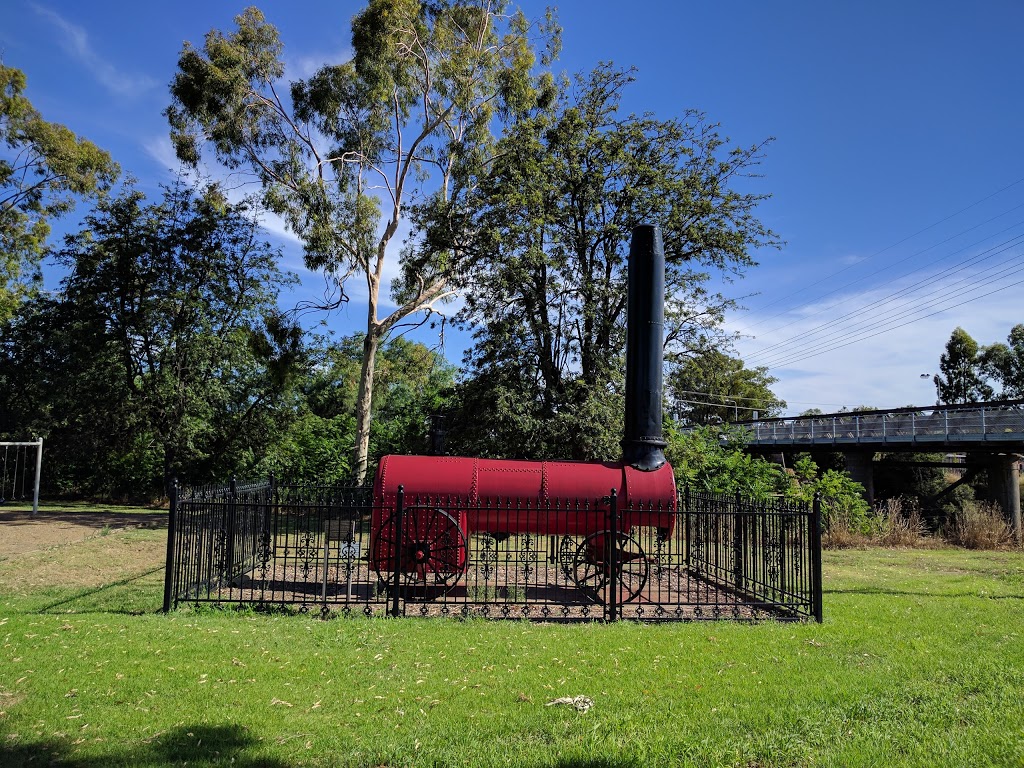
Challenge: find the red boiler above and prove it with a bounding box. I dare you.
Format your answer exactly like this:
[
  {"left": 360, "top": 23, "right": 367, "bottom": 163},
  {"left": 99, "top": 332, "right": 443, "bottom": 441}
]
[{"left": 369, "top": 456, "right": 677, "bottom": 602}]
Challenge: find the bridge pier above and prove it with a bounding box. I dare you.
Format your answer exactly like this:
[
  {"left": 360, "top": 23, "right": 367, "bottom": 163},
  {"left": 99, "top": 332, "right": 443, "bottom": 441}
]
[
  {"left": 990, "top": 454, "right": 1022, "bottom": 543},
  {"left": 844, "top": 452, "right": 875, "bottom": 507}
]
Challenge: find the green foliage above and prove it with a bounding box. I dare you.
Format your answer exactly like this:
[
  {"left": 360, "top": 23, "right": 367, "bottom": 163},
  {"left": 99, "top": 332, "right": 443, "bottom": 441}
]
[
  {"left": 0, "top": 181, "right": 300, "bottom": 498},
  {"left": 980, "top": 323, "right": 1024, "bottom": 398},
  {"left": 665, "top": 425, "right": 790, "bottom": 498},
  {"left": 788, "top": 455, "right": 873, "bottom": 533},
  {"left": 873, "top": 452, "right": 947, "bottom": 505},
  {"left": 0, "top": 63, "right": 119, "bottom": 320},
  {"left": 264, "top": 333, "right": 457, "bottom": 484},
  {"left": 933, "top": 326, "right": 993, "bottom": 404},
  {"left": 668, "top": 348, "right": 785, "bottom": 425},
  {"left": 666, "top": 427, "right": 872, "bottom": 533},
  {"left": 434, "top": 63, "right": 779, "bottom": 460},
  {"left": 446, "top": 363, "right": 625, "bottom": 461},
  {"left": 367, "top": 335, "right": 457, "bottom": 461}
]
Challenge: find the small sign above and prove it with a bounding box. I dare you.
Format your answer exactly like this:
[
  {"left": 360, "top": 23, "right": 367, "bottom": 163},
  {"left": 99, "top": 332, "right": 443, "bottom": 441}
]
[
  {"left": 339, "top": 542, "right": 361, "bottom": 560},
  {"left": 325, "top": 518, "right": 355, "bottom": 542}
]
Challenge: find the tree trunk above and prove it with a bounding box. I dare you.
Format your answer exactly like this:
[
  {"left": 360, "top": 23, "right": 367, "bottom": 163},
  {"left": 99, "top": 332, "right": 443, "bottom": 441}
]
[{"left": 352, "top": 326, "right": 379, "bottom": 486}]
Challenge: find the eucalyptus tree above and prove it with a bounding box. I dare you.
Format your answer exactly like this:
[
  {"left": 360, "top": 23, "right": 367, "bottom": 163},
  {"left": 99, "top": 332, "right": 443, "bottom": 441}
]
[
  {"left": 934, "top": 327, "right": 993, "bottom": 405},
  {"left": 980, "top": 324, "right": 1024, "bottom": 399},
  {"left": 269, "top": 332, "right": 458, "bottom": 485},
  {"left": 0, "top": 64, "right": 119, "bottom": 319},
  {"left": 166, "top": 2, "right": 559, "bottom": 482},
  {"left": 433, "top": 64, "right": 780, "bottom": 460}
]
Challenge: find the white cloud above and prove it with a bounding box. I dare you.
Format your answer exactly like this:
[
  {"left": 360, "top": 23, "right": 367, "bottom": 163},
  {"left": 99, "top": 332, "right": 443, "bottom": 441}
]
[
  {"left": 731, "top": 271, "right": 1023, "bottom": 414},
  {"left": 143, "top": 134, "right": 307, "bottom": 248},
  {"left": 285, "top": 48, "right": 352, "bottom": 81},
  {"left": 142, "top": 136, "right": 192, "bottom": 178},
  {"left": 31, "top": 4, "right": 157, "bottom": 97}
]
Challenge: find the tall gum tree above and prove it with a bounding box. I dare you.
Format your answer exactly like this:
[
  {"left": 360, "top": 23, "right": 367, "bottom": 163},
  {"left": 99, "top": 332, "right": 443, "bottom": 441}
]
[
  {"left": 166, "top": 2, "right": 559, "bottom": 482},
  {"left": 933, "top": 327, "right": 993, "bottom": 405},
  {"left": 980, "top": 324, "right": 1024, "bottom": 399},
  {"left": 0, "top": 64, "right": 119, "bottom": 319}
]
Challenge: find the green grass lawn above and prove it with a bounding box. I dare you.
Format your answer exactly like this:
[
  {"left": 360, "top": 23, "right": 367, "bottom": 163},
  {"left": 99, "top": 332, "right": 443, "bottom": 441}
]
[{"left": 1, "top": 516, "right": 1022, "bottom": 767}]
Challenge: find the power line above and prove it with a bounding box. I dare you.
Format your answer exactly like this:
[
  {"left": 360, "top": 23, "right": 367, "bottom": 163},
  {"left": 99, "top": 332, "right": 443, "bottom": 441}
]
[
  {"left": 751, "top": 252, "right": 1024, "bottom": 368},
  {"left": 672, "top": 389, "right": 779, "bottom": 405},
  {"left": 753, "top": 272, "right": 1024, "bottom": 369},
  {"left": 745, "top": 237, "right": 1024, "bottom": 366},
  {"left": 735, "top": 175, "right": 1024, "bottom": 322},
  {"left": 672, "top": 389, "right": 854, "bottom": 410},
  {"left": 740, "top": 215, "right": 1024, "bottom": 340},
  {"left": 672, "top": 398, "right": 762, "bottom": 413}
]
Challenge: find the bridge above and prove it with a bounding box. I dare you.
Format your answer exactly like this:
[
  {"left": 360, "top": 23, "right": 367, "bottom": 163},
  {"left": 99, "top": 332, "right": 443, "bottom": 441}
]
[{"left": 733, "top": 400, "right": 1024, "bottom": 540}]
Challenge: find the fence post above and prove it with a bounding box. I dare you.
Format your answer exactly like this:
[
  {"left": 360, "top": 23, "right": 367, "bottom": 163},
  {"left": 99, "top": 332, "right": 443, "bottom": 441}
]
[
  {"left": 779, "top": 504, "right": 788, "bottom": 601},
  {"left": 224, "top": 476, "right": 237, "bottom": 581},
  {"left": 607, "top": 488, "right": 618, "bottom": 623},
  {"left": 811, "top": 492, "right": 824, "bottom": 623},
  {"left": 683, "top": 486, "right": 691, "bottom": 569},
  {"left": 31, "top": 437, "right": 42, "bottom": 517},
  {"left": 733, "top": 491, "right": 745, "bottom": 589},
  {"left": 162, "top": 477, "right": 179, "bottom": 613},
  {"left": 390, "top": 485, "right": 405, "bottom": 618}
]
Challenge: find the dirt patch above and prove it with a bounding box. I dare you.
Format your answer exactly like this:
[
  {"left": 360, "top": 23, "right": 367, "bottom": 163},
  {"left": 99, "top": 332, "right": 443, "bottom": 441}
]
[
  {"left": 0, "top": 509, "right": 166, "bottom": 559},
  {"left": 0, "top": 533, "right": 166, "bottom": 593}
]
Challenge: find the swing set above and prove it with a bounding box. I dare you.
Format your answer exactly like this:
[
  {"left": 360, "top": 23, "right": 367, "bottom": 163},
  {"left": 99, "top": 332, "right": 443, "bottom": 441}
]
[{"left": 0, "top": 438, "right": 43, "bottom": 516}]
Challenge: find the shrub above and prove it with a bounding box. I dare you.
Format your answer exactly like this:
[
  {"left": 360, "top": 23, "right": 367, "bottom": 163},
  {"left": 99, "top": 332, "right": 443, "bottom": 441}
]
[
  {"left": 946, "top": 501, "right": 1012, "bottom": 549},
  {"left": 787, "top": 456, "right": 872, "bottom": 534},
  {"left": 875, "top": 496, "right": 928, "bottom": 547},
  {"left": 665, "top": 425, "right": 790, "bottom": 500}
]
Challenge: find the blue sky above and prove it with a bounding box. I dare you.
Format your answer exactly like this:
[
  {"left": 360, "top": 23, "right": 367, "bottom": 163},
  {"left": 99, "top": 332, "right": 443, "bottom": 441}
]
[{"left": 3, "top": 1, "right": 1023, "bottom": 415}]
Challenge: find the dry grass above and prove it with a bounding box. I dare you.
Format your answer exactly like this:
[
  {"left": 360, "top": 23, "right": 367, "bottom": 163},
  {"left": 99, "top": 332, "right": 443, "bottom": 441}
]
[
  {"left": 946, "top": 500, "right": 1013, "bottom": 550},
  {"left": 822, "top": 517, "right": 867, "bottom": 549},
  {"left": 0, "top": 527, "right": 165, "bottom": 592},
  {"left": 876, "top": 497, "right": 929, "bottom": 547},
  {"left": 824, "top": 496, "right": 1020, "bottom": 551},
  {"left": 824, "top": 497, "right": 935, "bottom": 550}
]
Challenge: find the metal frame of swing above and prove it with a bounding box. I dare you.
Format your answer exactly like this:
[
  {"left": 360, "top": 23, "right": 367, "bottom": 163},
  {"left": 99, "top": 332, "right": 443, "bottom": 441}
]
[{"left": 0, "top": 438, "right": 43, "bottom": 516}]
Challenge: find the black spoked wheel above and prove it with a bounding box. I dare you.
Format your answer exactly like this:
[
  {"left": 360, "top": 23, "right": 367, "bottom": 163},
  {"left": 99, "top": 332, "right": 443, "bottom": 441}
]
[
  {"left": 571, "top": 530, "right": 649, "bottom": 605},
  {"left": 372, "top": 506, "right": 468, "bottom": 602}
]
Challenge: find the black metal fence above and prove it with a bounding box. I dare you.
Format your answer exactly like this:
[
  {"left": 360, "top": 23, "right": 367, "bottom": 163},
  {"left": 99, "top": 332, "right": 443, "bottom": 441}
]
[{"left": 163, "top": 479, "right": 823, "bottom": 622}]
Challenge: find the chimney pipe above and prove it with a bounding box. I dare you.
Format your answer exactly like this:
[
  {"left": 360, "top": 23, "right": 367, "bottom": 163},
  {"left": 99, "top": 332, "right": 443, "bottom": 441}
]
[{"left": 622, "top": 224, "right": 668, "bottom": 471}]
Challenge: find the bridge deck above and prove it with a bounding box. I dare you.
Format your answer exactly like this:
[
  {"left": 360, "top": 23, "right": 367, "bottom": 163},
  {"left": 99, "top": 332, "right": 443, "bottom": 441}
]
[{"left": 736, "top": 401, "right": 1024, "bottom": 452}]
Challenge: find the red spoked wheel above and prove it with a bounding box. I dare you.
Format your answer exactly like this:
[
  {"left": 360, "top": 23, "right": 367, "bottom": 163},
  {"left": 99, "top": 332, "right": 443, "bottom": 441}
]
[
  {"left": 571, "top": 530, "right": 649, "bottom": 605},
  {"left": 372, "top": 506, "right": 468, "bottom": 602}
]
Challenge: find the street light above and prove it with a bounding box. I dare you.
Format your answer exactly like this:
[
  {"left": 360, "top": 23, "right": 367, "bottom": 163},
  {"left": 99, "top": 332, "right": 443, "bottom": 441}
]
[{"left": 723, "top": 398, "right": 738, "bottom": 421}]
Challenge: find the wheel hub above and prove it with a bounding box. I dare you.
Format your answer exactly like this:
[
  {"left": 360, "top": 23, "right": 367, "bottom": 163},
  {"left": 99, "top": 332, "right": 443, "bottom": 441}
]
[{"left": 410, "top": 541, "right": 431, "bottom": 564}]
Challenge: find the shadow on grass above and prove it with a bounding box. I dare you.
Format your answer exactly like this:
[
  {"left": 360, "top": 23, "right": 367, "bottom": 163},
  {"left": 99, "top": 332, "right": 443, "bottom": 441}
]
[
  {"left": 0, "top": 509, "right": 167, "bottom": 530},
  {"left": 34, "top": 566, "right": 166, "bottom": 615},
  {"left": 0, "top": 723, "right": 288, "bottom": 768}
]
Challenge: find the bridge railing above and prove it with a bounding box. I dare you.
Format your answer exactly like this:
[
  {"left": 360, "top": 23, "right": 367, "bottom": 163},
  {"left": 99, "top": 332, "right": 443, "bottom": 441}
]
[{"left": 738, "top": 400, "right": 1024, "bottom": 446}]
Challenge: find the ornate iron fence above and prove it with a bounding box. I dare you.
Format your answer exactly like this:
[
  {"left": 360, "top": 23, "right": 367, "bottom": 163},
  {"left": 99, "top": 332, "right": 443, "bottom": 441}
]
[{"left": 163, "top": 480, "right": 822, "bottom": 622}]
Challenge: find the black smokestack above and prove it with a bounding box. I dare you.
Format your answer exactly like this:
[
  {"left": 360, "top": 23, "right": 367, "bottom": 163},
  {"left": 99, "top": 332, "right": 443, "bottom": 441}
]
[{"left": 622, "top": 224, "right": 667, "bottom": 471}]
